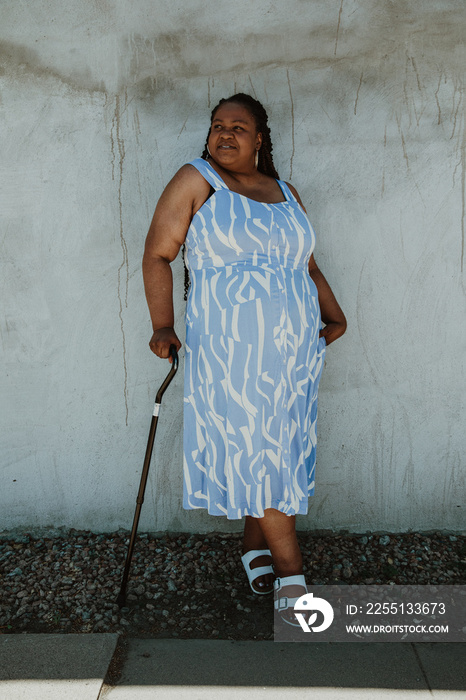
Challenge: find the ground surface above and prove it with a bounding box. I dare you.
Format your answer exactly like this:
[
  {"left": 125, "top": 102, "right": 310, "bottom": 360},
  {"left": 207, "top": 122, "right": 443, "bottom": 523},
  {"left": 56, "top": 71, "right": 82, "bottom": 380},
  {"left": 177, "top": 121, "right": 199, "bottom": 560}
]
[{"left": 1, "top": 529, "right": 465, "bottom": 640}]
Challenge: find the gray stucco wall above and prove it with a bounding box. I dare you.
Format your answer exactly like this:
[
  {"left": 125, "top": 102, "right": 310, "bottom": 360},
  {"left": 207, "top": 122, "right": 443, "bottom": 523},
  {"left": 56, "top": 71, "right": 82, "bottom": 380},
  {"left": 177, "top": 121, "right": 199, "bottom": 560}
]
[{"left": 1, "top": 1, "right": 465, "bottom": 534}]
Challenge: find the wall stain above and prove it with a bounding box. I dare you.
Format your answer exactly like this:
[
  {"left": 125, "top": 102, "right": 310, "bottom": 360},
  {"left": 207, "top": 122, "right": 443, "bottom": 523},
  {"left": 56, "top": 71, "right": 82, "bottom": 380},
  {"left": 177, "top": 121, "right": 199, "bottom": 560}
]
[
  {"left": 286, "top": 69, "right": 295, "bottom": 180},
  {"left": 111, "top": 94, "right": 129, "bottom": 425},
  {"left": 450, "top": 76, "right": 463, "bottom": 140},
  {"left": 0, "top": 39, "right": 106, "bottom": 94},
  {"left": 133, "top": 108, "right": 141, "bottom": 148},
  {"left": 356, "top": 258, "right": 380, "bottom": 388},
  {"left": 381, "top": 124, "right": 387, "bottom": 197}
]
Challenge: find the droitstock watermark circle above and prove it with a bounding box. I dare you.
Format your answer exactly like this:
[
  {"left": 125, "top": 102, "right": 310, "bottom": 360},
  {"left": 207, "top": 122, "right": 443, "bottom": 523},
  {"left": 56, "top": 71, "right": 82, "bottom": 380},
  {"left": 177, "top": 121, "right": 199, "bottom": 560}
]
[{"left": 274, "top": 585, "right": 466, "bottom": 642}]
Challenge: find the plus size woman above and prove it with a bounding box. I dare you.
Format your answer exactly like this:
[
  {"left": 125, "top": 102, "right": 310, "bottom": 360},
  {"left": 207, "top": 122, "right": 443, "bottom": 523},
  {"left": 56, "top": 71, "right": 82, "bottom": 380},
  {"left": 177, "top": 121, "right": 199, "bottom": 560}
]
[{"left": 142, "top": 93, "right": 346, "bottom": 625}]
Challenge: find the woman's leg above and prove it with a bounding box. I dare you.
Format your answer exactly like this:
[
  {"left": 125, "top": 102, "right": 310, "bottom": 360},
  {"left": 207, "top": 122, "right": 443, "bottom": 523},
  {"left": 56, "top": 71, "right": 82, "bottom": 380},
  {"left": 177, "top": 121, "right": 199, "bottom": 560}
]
[
  {"left": 256, "top": 509, "right": 306, "bottom": 595},
  {"left": 257, "top": 509, "right": 307, "bottom": 625},
  {"left": 242, "top": 515, "right": 274, "bottom": 593}
]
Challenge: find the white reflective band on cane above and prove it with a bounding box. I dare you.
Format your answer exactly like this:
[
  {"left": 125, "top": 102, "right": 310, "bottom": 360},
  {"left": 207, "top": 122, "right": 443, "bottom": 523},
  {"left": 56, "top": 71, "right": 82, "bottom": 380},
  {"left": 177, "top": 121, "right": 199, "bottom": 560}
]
[{"left": 153, "top": 403, "right": 161, "bottom": 416}]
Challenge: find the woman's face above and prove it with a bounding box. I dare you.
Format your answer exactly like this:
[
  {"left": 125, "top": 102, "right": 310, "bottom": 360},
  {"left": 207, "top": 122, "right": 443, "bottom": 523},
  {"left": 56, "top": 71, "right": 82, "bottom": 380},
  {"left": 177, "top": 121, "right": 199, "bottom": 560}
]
[{"left": 207, "top": 102, "right": 262, "bottom": 171}]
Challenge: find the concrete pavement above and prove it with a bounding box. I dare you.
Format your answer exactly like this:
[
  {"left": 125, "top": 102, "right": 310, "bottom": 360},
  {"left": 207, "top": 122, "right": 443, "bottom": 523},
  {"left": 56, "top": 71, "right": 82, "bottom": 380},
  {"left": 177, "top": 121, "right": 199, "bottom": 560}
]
[
  {"left": 0, "top": 633, "right": 118, "bottom": 700},
  {"left": 1, "top": 635, "right": 465, "bottom": 699}
]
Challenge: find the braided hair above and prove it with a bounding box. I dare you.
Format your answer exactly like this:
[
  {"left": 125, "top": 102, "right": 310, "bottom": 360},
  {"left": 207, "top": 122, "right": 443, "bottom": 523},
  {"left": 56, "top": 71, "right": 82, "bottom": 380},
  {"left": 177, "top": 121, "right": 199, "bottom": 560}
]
[{"left": 183, "top": 93, "right": 279, "bottom": 300}]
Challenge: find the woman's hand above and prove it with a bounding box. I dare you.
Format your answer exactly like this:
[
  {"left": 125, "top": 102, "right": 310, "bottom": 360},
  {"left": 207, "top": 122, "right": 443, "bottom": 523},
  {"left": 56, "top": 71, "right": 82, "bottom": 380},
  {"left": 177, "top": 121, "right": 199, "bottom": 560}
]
[
  {"left": 149, "top": 327, "right": 182, "bottom": 363},
  {"left": 320, "top": 320, "right": 347, "bottom": 346}
]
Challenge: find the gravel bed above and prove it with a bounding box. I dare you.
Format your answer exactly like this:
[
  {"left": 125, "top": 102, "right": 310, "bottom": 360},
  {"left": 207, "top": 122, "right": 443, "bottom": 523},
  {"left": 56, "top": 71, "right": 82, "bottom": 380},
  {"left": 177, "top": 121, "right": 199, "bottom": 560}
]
[{"left": 1, "top": 529, "right": 465, "bottom": 640}]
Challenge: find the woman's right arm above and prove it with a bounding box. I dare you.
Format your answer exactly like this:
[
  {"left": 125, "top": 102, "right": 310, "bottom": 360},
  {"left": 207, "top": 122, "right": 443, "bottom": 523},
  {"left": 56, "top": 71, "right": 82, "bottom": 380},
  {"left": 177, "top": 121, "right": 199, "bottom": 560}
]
[{"left": 142, "top": 165, "right": 209, "bottom": 361}]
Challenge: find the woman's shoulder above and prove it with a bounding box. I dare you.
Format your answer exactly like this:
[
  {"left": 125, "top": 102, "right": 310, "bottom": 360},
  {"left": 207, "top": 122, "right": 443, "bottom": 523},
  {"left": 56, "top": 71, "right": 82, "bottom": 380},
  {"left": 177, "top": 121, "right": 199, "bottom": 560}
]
[
  {"left": 166, "top": 161, "right": 211, "bottom": 192},
  {"left": 282, "top": 181, "right": 306, "bottom": 211}
]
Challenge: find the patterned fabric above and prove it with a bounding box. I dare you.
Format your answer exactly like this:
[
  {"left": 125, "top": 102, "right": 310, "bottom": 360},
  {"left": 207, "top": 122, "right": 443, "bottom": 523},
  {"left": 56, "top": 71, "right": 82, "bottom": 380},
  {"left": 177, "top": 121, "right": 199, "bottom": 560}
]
[{"left": 182, "top": 158, "right": 326, "bottom": 519}]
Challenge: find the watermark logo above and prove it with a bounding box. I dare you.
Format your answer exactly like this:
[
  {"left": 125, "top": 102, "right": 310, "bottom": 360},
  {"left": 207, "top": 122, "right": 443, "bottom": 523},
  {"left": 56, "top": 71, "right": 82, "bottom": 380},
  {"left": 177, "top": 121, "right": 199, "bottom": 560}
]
[
  {"left": 274, "top": 585, "right": 466, "bottom": 642},
  {"left": 294, "top": 592, "right": 334, "bottom": 632}
]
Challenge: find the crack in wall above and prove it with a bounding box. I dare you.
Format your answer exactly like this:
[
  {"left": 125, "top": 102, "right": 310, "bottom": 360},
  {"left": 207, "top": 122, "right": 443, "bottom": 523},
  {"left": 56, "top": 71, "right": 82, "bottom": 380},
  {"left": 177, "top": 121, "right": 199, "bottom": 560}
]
[
  {"left": 286, "top": 69, "right": 295, "bottom": 180},
  {"left": 248, "top": 74, "right": 257, "bottom": 99},
  {"left": 395, "top": 113, "right": 410, "bottom": 174},
  {"left": 461, "top": 121, "right": 465, "bottom": 274},
  {"left": 111, "top": 94, "right": 129, "bottom": 425},
  {"left": 334, "top": 0, "right": 345, "bottom": 57},
  {"left": 435, "top": 72, "right": 443, "bottom": 126},
  {"left": 449, "top": 77, "right": 465, "bottom": 274},
  {"left": 354, "top": 71, "right": 363, "bottom": 115},
  {"left": 410, "top": 56, "right": 422, "bottom": 94}
]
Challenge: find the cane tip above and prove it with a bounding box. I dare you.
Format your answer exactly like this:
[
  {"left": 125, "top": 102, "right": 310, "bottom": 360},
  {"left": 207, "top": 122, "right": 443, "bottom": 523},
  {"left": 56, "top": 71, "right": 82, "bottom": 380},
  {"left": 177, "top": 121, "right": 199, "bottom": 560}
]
[{"left": 116, "top": 592, "right": 126, "bottom": 608}]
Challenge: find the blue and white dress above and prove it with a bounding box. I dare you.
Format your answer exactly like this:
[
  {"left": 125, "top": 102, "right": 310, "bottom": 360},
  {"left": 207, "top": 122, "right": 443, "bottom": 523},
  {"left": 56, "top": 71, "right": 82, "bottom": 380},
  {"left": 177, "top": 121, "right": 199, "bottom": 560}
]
[{"left": 182, "top": 158, "right": 326, "bottom": 519}]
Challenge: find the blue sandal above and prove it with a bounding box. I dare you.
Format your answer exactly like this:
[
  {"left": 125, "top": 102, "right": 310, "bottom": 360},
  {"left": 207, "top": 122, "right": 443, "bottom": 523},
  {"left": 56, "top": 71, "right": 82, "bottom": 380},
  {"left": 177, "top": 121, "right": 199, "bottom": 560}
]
[
  {"left": 241, "top": 549, "right": 275, "bottom": 595},
  {"left": 274, "top": 574, "right": 307, "bottom": 626}
]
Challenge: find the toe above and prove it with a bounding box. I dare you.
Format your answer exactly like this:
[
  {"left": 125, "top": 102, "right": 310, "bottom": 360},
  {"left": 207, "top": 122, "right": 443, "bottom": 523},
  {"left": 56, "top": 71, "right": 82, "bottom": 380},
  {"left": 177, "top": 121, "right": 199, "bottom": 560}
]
[{"left": 247, "top": 552, "right": 275, "bottom": 593}]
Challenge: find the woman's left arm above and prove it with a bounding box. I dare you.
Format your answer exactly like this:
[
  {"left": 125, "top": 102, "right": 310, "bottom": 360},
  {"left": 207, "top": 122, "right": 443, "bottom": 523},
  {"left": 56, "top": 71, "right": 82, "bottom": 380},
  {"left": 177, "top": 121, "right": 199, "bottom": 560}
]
[
  {"left": 308, "top": 254, "right": 347, "bottom": 345},
  {"left": 286, "top": 182, "right": 347, "bottom": 346}
]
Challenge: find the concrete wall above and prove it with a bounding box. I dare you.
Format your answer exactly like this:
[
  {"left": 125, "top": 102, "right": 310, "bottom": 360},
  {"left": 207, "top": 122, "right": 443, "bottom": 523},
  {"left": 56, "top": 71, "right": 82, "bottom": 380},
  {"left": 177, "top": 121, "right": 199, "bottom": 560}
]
[{"left": 1, "top": 1, "right": 465, "bottom": 534}]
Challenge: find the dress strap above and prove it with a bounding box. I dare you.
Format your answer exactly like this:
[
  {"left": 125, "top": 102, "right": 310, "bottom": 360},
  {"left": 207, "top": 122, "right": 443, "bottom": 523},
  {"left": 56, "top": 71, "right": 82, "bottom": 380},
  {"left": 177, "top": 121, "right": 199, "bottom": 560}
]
[
  {"left": 188, "top": 158, "right": 228, "bottom": 191},
  {"left": 276, "top": 180, "right": 297, "bottom": 202}
]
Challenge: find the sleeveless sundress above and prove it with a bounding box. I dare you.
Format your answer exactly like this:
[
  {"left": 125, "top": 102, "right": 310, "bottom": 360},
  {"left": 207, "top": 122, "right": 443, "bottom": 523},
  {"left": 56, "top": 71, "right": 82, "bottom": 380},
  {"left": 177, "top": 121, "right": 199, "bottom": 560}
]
[{"left": 182, "top": 158, "right": 326, "bottom": 519}]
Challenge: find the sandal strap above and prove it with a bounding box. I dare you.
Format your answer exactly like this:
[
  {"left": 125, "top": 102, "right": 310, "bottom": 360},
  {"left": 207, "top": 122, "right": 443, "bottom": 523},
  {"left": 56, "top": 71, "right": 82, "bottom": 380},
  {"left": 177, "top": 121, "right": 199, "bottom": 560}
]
[
  {"left": 245, "top": 565, "right": 274, "bottom": 581},
  {"left": 241, "top": 549, "right": 274, "bottom": 591},
  {"left": 274, "top": 574, "right": 307, "bottom": 591},
  {"left": 274, "top": 595, "right": 302, "bottom": 610},
  {"left": 241, "top": 549, "right": 272, "bottom": 570}
]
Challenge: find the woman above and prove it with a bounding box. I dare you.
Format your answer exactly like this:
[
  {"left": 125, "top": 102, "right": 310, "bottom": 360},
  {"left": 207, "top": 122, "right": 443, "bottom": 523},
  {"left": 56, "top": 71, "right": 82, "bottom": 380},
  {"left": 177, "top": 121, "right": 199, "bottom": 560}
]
[{"left": 142, "top": 93, "right": 346, "bottom": 625}]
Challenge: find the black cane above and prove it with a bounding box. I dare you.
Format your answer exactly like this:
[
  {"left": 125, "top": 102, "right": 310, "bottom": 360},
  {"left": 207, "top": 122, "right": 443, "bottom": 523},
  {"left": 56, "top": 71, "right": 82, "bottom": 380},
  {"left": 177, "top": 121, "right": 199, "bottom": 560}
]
[{"left": 116, "top": 344, "right": 179, "bottom": 607}]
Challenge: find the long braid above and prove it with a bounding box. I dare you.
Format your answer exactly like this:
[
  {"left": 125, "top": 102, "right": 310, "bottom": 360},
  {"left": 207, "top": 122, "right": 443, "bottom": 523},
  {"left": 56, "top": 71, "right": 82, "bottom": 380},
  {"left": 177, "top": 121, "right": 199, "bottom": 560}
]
[{"left": 183, "top": 94, "right": 279, "bottom": 300}]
